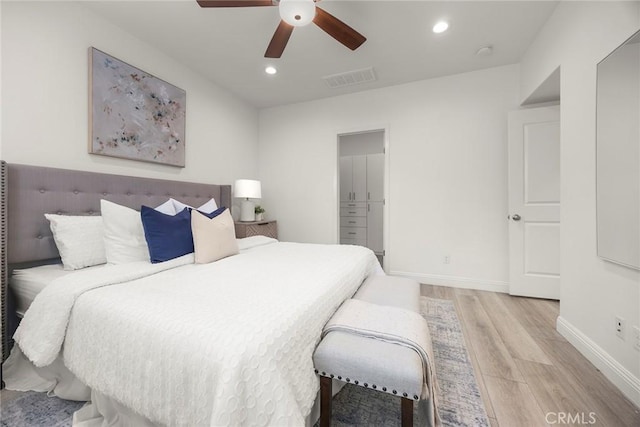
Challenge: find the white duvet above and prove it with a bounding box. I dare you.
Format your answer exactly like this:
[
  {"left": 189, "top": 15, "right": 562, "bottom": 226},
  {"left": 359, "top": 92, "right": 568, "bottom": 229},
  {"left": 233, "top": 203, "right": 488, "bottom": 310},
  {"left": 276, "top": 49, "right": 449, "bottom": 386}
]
[{"left": 14, "top": 239, "right": 378, "bottom": 426}]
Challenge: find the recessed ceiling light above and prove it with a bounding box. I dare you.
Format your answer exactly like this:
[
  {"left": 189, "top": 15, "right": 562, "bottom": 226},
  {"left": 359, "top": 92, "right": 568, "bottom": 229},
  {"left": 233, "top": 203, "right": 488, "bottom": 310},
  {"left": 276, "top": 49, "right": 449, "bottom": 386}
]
[
  {"left": 265, "top": 66, "right": 277, "bottom": 75},
  {"left": 433, "top": 21, "right": 449, "bottom": 34}
]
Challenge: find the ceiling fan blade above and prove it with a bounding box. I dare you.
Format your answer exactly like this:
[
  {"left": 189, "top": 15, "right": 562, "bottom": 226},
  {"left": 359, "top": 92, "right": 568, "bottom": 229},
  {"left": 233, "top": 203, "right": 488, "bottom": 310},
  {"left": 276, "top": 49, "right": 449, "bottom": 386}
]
[
  {"left": 265, "top": 21, "right": 294, "bottom": 58},
  {"left": 313, "top": 6, "right": 366, "bottom": 51},
  {"left": 197, "top": 0, "right": 275, "bottom": 7}
]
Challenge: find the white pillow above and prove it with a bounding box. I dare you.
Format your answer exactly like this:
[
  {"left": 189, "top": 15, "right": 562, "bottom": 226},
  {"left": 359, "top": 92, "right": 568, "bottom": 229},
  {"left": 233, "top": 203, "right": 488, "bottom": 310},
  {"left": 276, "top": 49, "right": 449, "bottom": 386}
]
[
  {"left": 191, "top": 209, "right": 239, "bottom": 263},
  {"left": 101, "top": 200, "right": 150, "bottom": 264},
  {"left": 173, "top": 198, "right": 219, "bottom": 214},
  {"left": 154, "top": 199, "right": 176, "bottom": 215},
  {"left": 153, "top": 198, "right": 218, "bottom": 216},
  {"left": 45, "top": 214, "right": 107, "bottom": 270},
  {"left": 196, "top": 198, "right": 219, "bottom": 214}
]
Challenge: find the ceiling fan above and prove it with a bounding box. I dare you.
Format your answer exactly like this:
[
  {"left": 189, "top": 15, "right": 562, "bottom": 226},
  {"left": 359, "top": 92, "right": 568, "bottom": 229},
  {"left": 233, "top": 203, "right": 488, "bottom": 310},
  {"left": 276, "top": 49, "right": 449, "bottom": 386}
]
[{"left": 197, "top": 0, "right": 367, "bottom": 58}]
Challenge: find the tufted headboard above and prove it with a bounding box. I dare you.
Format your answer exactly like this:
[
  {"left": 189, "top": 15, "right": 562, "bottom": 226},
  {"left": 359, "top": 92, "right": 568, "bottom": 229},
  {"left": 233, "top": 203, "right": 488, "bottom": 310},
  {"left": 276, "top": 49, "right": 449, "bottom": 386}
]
[
  {"left": 1, "top": 162, "right": 7, "bottom": 369},
  {"left": 0, "top": 161, "right": 232, "bottom": 366}
]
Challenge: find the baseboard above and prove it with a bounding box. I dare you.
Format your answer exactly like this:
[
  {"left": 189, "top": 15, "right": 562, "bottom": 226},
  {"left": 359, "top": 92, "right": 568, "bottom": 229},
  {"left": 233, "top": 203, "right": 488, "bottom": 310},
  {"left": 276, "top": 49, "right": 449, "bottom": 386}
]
[
  {"left": 389, "top": 271, "right": 509, "bottom": 294},
  {"left": 557, "top": 316, "right": 640, "bottom": 408}
]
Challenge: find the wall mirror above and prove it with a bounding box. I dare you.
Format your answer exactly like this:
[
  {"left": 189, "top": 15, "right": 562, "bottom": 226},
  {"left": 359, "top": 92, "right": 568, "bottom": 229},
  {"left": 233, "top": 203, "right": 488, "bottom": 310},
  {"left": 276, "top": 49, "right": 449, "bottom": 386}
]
[{"left": 596, "top": 29, "right": 640, "bottom": 270}]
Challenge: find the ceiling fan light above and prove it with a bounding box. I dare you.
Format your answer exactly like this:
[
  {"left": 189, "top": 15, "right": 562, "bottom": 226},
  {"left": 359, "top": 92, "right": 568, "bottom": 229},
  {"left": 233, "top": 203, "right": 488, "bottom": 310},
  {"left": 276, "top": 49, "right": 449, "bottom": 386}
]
[{"left": 279, "top": 0, "right": 315, "bottom": 27}]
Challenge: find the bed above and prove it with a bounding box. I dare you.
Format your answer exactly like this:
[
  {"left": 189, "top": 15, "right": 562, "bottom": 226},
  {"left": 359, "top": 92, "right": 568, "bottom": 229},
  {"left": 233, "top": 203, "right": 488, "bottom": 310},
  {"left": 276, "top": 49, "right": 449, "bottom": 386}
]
[{"left": 0, "top": 161, "right": 379, "bottom": 426}]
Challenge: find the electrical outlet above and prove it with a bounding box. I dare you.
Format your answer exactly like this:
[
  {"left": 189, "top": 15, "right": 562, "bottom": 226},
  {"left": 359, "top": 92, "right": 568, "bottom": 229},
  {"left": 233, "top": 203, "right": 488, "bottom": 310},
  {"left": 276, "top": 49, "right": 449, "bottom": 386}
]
[
  {"left": 615, "top": 316, "right": 625, "bottom": 339},
  {"left": 633, "top": 326, "right": 640, "bottom": 351},
  {"left": 444, "top": 256, "right": 450, "bottom": 264}
]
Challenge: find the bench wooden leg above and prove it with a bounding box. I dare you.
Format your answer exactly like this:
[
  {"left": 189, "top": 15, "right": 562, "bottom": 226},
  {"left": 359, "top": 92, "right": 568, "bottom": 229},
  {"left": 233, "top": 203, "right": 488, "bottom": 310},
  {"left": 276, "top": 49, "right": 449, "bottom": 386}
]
[
  {"left": 401, "top": 397, "right": 413, "bottom": 427},
  {"left": 320, "top": 376, "right": 332, "bottom": 427}
]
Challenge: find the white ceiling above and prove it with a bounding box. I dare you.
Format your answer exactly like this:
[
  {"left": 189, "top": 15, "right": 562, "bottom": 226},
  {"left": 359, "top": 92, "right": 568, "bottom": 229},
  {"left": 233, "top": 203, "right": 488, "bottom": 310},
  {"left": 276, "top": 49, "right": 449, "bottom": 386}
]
[{"left": 85, "top": 1, "right": 559, "bottom": 108}]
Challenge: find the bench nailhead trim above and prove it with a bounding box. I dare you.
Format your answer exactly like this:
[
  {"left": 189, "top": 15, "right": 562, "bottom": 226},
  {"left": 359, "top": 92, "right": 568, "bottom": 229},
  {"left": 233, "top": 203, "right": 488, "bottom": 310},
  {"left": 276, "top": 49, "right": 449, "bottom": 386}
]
[
  {"left": 319, "top": 373, "right": 417, "bottom": 400},
  {"left": 314, "top": 369, "right": 420, "bottom": 400}
]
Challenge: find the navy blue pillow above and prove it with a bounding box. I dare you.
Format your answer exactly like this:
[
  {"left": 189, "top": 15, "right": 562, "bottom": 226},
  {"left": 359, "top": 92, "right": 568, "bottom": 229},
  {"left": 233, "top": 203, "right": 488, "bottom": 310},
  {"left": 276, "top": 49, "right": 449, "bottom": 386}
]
[
  {"left": 199, "top": 206, "right": 227, "bottom": 219},
  {"left": 141, "top": 206, "right": 194, "bottom": 263}
]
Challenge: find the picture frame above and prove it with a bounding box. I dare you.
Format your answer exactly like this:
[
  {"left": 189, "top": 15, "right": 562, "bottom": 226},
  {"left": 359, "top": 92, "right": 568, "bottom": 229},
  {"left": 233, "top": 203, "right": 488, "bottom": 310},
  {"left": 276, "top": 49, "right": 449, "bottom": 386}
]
[{"left": 89, "top": 47, "right": 186, "bottom": 167}]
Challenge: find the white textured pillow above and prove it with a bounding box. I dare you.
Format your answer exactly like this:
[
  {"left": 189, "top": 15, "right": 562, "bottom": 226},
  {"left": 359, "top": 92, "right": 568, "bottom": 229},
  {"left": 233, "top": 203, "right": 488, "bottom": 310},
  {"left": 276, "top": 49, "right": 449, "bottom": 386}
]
[
  {"left": 192, "top": 209, "right": 239, "bottom": 263},
  {"left": 101, "top": 200, "right": 150, "bottom": 264},
  {"left": 44, "top": 214, "right": 107, "bottom": 270}
]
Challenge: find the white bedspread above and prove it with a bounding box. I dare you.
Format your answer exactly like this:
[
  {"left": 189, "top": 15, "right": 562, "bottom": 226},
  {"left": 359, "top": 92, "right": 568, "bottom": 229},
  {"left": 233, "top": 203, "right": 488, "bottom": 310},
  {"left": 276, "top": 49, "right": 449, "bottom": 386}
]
[{"left": 14, "top": 241, "right": 378, "bottom": 426}]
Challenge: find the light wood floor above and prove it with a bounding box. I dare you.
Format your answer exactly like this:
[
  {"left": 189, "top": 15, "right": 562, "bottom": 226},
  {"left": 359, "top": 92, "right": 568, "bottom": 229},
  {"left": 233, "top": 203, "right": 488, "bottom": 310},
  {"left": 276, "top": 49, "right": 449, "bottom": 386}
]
[{"left": 421, "top": 284, "right": 640, "bottom": 427}]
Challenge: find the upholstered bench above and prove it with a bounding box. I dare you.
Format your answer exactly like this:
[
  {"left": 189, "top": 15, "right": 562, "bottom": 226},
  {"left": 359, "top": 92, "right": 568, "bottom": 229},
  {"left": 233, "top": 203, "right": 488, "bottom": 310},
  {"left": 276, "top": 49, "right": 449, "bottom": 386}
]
[{"left": 313, "top": 276, "right": 428, "bottom": 427}]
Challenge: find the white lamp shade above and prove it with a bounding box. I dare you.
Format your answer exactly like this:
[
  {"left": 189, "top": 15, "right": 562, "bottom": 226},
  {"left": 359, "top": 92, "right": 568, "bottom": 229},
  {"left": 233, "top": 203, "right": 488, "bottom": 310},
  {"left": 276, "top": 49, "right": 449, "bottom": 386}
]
[
  {"left": 234, "top": 179, "right": 262, "bottom": 199},
  {"left": 279, "top": 0, "right": 316, "bottom": 27}
]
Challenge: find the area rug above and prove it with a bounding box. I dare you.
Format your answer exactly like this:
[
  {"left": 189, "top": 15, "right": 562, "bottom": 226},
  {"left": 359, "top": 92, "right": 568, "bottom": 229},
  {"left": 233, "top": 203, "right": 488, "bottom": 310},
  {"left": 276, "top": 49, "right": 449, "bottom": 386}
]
[
  {"left": 1, "top": 297, "right": 488, "bottom": 427},
  {"left": 0, "top": 390, "right": 83, "bottom": 427}
]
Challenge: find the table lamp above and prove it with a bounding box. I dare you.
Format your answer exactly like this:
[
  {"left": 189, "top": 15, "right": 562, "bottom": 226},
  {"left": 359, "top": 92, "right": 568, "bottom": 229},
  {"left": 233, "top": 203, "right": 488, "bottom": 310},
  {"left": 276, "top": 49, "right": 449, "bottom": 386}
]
[{"left": 234, "top": 179, "right": 262, "bottom": 222}]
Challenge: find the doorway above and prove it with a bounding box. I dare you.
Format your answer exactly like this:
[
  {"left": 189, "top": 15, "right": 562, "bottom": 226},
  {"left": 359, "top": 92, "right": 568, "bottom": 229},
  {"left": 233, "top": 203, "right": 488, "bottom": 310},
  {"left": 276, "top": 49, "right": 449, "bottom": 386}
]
[{"left": 338, "top": 130, "right": 386, "bottom": 268}]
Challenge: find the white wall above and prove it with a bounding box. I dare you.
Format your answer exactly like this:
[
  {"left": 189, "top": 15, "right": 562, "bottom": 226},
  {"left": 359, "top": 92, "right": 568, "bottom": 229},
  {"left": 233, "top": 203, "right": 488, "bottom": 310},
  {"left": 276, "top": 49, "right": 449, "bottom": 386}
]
[
  {"left": 259, "top": 65, "right": 520, "bottom": 291},
  {"left": 1, "top": 1, "right": 258, "bottom": 187},
  {"left": 521, "top": 1, "right": 640, "bottom": 406}
]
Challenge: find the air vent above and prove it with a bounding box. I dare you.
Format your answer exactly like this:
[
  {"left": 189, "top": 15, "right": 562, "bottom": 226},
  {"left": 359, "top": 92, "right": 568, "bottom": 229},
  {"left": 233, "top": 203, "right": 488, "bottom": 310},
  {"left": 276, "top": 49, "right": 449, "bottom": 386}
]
[{"left": 323, "top": 67, "right": 377, "bottom": 89}]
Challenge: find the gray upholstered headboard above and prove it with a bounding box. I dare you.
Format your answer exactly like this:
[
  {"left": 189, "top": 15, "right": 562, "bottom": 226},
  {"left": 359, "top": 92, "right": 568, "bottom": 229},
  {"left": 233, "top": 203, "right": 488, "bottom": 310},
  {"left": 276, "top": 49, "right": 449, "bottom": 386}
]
[
  {"left": 0, "top": 161, "right": 231, "bottom": 365},
  {"left": 1, "top": 162, "right": 7, "bottom": 369}
]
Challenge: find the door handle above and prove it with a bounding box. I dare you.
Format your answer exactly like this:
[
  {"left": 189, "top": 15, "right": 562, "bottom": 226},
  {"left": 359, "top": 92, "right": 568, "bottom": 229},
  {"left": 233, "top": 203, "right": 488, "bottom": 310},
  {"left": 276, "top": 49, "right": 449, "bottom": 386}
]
[{"left": 512, "top": 214, "right": 521, "bottom": 221}]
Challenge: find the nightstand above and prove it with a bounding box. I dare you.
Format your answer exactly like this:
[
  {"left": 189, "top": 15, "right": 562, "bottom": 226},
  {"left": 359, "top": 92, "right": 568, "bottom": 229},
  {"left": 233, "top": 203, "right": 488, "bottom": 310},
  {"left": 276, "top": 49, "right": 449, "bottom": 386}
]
[{"left": 235, "top": 220, "right": 278, "bottom": 239}]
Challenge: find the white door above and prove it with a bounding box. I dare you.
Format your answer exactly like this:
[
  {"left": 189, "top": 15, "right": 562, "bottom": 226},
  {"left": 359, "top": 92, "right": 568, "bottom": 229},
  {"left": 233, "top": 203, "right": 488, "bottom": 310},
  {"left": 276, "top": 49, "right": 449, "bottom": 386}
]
[
  {"left": 366, "top": 154, "right": 385, "bottom": 201},
  {"left": 339, "top": 157, "right": 352, "bottom": 202},
  {"left": 352, "top": 155, "right": 367, "bottom": 202},
  {"left": 508, "top": 106, "right": 561, "bottom": 299}
]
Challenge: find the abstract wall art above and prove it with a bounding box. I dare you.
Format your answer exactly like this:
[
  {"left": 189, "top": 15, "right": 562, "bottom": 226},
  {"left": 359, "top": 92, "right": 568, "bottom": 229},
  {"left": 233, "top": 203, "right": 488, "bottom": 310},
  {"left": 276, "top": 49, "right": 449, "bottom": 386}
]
[{"left": 89, "top": 48, "right": 186, "bottom": 167}]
